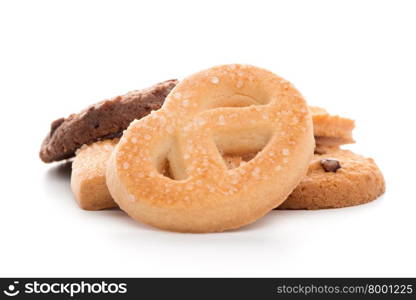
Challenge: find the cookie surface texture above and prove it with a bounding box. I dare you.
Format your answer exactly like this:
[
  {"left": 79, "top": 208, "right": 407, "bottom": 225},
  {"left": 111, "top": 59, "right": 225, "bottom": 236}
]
[
  {"left": 40, "top": 79, "right": 178, "bottom": 163},
  {"left": 106, "top": 64, "right": 314, "bottom": 232},
  {"left": 278, "top": 149, "right": 385, "bottom": 209},
  {"left": 310, "top": 106, "right": 355, "bottom": 151}
]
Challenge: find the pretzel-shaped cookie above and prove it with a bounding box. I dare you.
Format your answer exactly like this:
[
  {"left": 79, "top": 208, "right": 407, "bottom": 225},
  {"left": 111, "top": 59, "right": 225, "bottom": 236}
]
[{"left": 106, "top": 64, "right": 314, "bottom": 232}]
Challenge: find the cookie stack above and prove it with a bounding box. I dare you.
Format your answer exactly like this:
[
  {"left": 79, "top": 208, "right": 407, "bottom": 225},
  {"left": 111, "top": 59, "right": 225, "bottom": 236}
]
[{"left": 40, "top": 64, "right": 385, "bottom": 233}]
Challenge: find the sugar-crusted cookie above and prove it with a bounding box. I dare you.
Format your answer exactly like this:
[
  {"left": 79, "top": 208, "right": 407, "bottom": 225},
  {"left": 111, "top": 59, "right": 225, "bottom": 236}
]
[
  {"left": 106, "top": 64, "right": 314, "bottom": 232},
  {"left": 40, "top": 82, "right": 350, "bottom": 163},
  {"left": 69, "top": 107, "right": 355, "bottom": 211},
  {"left": 40, "top": 79, "right": 178, "bottom": 163},
  {"left": 278, "top": 149, "right": 385, "bottom": 209},
  {"left": 71, "top": 139, "right": 119, "bottom": 210}
]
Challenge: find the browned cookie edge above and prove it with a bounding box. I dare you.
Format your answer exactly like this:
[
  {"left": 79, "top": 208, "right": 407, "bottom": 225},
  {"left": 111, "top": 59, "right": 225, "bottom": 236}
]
[
  {"left": 278, "top": 149, "right": 385, "bottom": 209},
  {"left": 40, "top": 79, "right": 178, "bottom": 163}
]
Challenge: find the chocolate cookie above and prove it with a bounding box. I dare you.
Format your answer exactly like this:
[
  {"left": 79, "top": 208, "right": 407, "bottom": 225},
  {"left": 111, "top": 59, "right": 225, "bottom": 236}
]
[
  {"left": 278, "top": 149, "right": 385, "bottom": 209},
  {"left": 40, "top": 79, "right": 178, "bottom": 163}
]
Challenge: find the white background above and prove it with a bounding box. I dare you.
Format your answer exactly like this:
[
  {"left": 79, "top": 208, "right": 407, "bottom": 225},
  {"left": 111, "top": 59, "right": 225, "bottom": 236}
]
[{"left": 1, "top": 0, "right": 415, "bottom": 277}]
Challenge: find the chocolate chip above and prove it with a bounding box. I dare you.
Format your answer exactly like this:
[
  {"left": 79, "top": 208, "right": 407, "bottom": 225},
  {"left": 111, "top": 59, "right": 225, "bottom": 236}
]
[{"left": 320, "top": 158, "right": 341, "bottom": 172}]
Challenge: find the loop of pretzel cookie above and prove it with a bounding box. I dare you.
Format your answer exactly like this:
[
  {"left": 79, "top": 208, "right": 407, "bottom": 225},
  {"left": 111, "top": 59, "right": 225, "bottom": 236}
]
[{"left": 106, "top": 64, "right": 314, "bottom": 232}]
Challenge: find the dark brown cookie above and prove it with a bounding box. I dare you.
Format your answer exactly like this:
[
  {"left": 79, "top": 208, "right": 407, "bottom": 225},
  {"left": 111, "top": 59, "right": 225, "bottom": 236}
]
[{"left": 40, "top": 79, "right": 178, "bottom": 163}]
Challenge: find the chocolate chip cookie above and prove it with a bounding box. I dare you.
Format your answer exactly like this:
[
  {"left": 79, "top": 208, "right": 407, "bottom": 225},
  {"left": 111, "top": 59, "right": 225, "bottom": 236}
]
[
  {"left": 278, "top": 149, "right": 385, "bottom": 209},
  {"left": 40, "top": 79, "right": 178, "bottom": 163}
]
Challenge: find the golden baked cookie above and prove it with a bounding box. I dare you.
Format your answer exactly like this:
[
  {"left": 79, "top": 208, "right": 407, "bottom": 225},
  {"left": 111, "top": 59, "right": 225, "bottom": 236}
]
[
  {"left": 278, "top": 149, "right": 385, "bottom": 209},
  {"left": 71, "top": 139, "right": 119, "bottom": 210},
  {"left": 106, "top": 64, "right": 314, "bottom": 232},
  {"left": 310, "top": 106, "right": 355, "bottom": 153},
  {"left": 69, "top": 107, "right": 355, "bottom": 212},
  {"left": 69, "top": 105, "right": 354, "bottom": 211}
]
